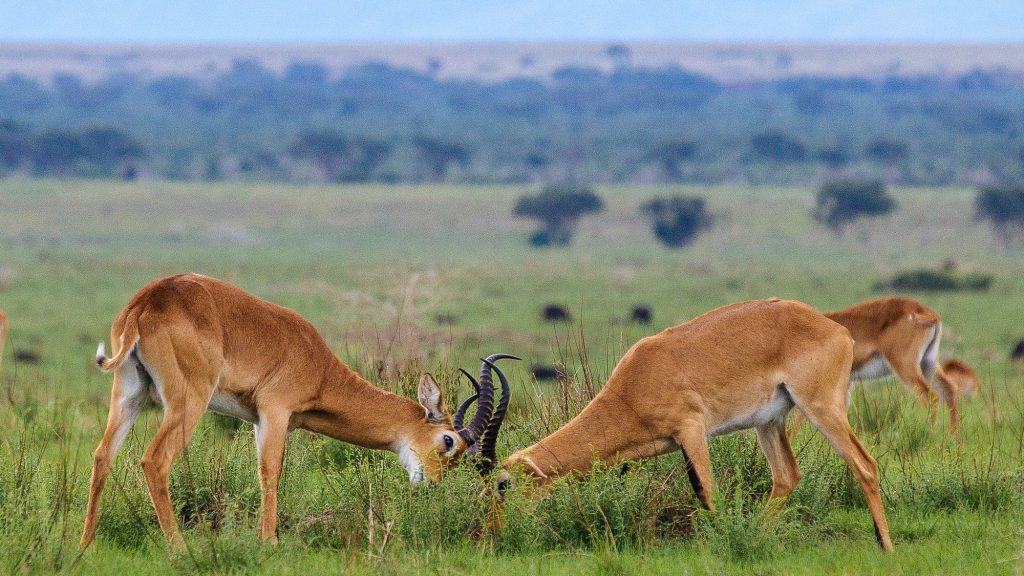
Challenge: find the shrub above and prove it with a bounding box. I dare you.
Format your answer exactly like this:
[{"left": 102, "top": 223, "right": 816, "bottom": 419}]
[
  {"left": 813, "top": 179, "right": 896, "bottom": 229},
  {"left": 751, "top": 131, "right": 808, "bottom": 163},
  {"left": 513, "top": 184, "right": 604, "bottom": 247},
  {"left": 877, "top": 268, "right": 992, "bottom": 292},
  {"left": 976, "top": 184, "right": 1024, "bottom": 239},
  {"left": 639, "top": 195, "right": 713, "bottom": 248}
]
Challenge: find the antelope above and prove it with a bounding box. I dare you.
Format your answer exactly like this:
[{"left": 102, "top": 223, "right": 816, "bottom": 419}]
[
  {"left": 500, "top": 299, "right": 894, "bottom": 551},
  {"left": 797, "top": 297, "right": 979, "bottom": 435},
  {"left": 0, "top": 307, "right": 6, "bottom": 370},
  {"left": 81, "top": 273, "right": 516, "bottom": 549}
]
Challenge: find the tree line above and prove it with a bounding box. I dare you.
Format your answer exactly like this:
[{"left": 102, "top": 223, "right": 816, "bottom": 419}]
[{"left": 1, "top": 58, "right": 1024, "bottom": 184}]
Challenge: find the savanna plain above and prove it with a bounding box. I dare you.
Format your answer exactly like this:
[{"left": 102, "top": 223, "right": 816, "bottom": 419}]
[{"left": 0, "top": 181, "right": 1022, "bottom": 574}]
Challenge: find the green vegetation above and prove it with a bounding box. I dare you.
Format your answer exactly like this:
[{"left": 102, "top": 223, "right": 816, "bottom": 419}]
[
  {"left": 879, "top": 268, "right": 993, "bottom": 292},
  {"left": 814, "top": 179, "right": 896, "bottom": 230},
  {"left": 0, "top": 181, "right": 1022, "bottom": 574},
  {"left": 3, "top": 60, "right": 1024, "bottom": 184},
  {"left": 512, "top": 184, "right": 604, "bottom": 246},
  {"left": 976, "top": 184, "right": 1024, "bottom": 240},
  {"left": 639, "top": 195, "right": 713, "bottom": 248}
]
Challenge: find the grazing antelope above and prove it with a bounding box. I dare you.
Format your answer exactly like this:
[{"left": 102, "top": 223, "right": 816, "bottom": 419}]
[
  {"left": 501, "top": 299, "right": 893, "bottom": 551},
  {"left": 81, "top": 273, "right": 516, "bottom": 549},
  {"left": 802, "top": 297, "right": 978, "bottom": 435},
  {"left": 0, "top": 307, "right": 7, "bottom": 370}
]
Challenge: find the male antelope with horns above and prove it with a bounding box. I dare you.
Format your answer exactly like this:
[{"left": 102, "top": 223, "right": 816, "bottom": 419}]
[
  {"left": 81, "top": 273, "right": 516, "bottom": 549},
  {"left": 501, "top": 298, "right": 894, "bottom": 551}
]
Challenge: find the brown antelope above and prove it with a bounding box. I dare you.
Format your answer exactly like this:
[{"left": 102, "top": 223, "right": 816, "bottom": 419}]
[
  {"left": 797, "top": 297, "right": 979, "bottom": 435},
  {"left": 81, "top": 273, "right": 516, "bottom": 549},
  {"left": 500, "top": 299, "right": 893, "bottom": 551}
]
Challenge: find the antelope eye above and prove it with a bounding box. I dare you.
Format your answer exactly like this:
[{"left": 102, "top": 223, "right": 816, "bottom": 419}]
[{"left": 443, "top": 434, "right": 455, "bottom": 452}]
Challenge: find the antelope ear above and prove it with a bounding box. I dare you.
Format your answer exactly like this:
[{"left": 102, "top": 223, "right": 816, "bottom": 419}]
[{"left": 417, "top": 374, "right": 449, "bottom": 423}]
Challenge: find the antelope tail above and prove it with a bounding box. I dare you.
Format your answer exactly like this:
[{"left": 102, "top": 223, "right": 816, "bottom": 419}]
[{"left": 95, "top": 320, "right": 139, "bottom": 373}]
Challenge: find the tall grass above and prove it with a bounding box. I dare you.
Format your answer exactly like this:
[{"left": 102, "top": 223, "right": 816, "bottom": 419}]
[{"left": 1, "top": 182, "right": 1023, "bottom": 573}]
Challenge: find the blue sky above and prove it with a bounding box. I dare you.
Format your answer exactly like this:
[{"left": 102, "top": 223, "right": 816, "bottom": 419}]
[{"left": 2, "top": 1, "right": 1022, "bottom": 43}]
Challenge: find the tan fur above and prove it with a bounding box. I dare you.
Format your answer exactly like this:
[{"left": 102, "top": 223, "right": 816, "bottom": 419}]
[
  {"left": 503, "top": 299, "right": 893, "bottom": 551},
  {"left": 816, "top": 296, "right": 977, "bottom": 435},
  {"left": 0, "top": 307, "right": 7, "bottom": 371},
  {"left": 937, "top": 359, "right": 980, "bottom": 398},
  {"left": 81, "top": 274, "right": 469, "bottom": 549}
]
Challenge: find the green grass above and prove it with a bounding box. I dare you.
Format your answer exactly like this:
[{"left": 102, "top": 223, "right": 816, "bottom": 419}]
[{"left": 0, "top": 180, "right": 1022, "bottom": 574}]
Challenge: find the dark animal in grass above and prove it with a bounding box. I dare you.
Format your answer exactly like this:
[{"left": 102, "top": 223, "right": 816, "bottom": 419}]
[
  {"left": 630, "top": 305, "right": 653, "bottom": 324},
  {"left": 14, "top": 349, "right": 40, "bottom": 364},
  {"left": 542, "top": 304, "right": 571, "bottom": 322},
  {"left": 531, "top": 364, "right": 564, "bottom": 381},
  {"left": 1011, "top": 339, "right": 1024, "bottom": 361}
]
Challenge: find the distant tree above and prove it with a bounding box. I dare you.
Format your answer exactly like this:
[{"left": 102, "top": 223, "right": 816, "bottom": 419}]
[
  {"left": 649, "top": 141, "right": 697, "bottom": 181},
  {"left": 817, "top": 147, "right": 849, "bottom": 167},
  {"left": 513, "top": 184, "right": 604, "bottom": 247},
  {"left": 751, "top": 131, "right": 808, "bottom": 163},
  {"left": 289, "top": 131, "right": 390, "bottom": 182},
  {"left": 865, "top": 138, "right": 908, "bottom": 164},
  {"left": 413, "top": 137, "right": 470, "bottom": 181},
  {"left": 79, "top": 127, "right": 147, "bottom": 178},
  {"left": 975, "top": 184, "right": 1024, "bottom": 241},
  {"left": 640, "top": 195, "right": 713, "bottom": 248},
  {"left": 0, "top": 119, "right": 32, "bottom": 172},
  {"left": 814, "top": 179, "right": 896, "bottom": 230},
  {"left": 32, "top": 129, "right": 87, "bottom": 176},
  {"left": 284, "top": 61, "right": 329, "bottom": 86},
  {"left": 605, "top": 43, "right": 632, "bottom": 68}
]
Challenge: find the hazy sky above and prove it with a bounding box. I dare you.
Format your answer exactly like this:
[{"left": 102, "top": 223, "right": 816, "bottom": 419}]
[{"left": 2, "top": 1, "right": 1022, "bottom": 43}]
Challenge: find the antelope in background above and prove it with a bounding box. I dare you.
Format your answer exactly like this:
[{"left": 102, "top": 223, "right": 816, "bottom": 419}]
[
  {"left": 81, "top": 273, "right": 516, "bottom": 549},
  {"left": 792, "top": 297, "right": 980, "bottom": 436},
  {"left": 501, "top": 299, "right": 894, "bottom": 551}
]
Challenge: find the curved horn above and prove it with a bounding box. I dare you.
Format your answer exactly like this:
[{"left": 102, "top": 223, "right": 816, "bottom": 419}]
[
  {"left": 452, "top": 368, "right": 480, "bottom": 430},
  {"left": 477, "top": 354, "right": 520, "bottom": 474},
  {"left": 457, "top": 358, "right": 496, "bottom": 445}
]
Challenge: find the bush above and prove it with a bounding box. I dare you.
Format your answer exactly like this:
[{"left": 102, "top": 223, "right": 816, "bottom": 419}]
[
  {"left": 513, "top": 184, "right": 604, "bottom": 247},
  {"left": 751, "top": 131, "right": 808, "bottom": 163},
  {"left": 813, "top": 179, "right": 896, "bottom": 229},
  {"left": 975, "top": 185, "right": 1024, "bottom": 238},
  {"left": 877, "top": 268, "right": 992, "bottom": 292},
  {"left": 639, "top": 195, "right": 713, "bottom": 248}
]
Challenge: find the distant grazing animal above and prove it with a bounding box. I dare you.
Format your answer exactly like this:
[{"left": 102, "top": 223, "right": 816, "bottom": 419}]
[
  {"left": 13, "top": 350, "right": 40, "bottom": 364},
  {"left": 1011, "top": 339, "right": 1024, "bottom": 361},
  {"left": 530, "top": 364, "right": 563, "bottom": 381},
  {"left": 791, "top": 297, "right": 977, "bottom": 436},
  {"left": 501, "top": 299, "right": 893, "bottom": 551},
  {"left": 80, "top": 273, "right": 516, "bottom": 549},
  {"left": 0, "top": 308, "right": 6, "bottom": 370},
  {"left": 542, "top": 304, "right": 571, "bottom": 322},
  {"left": 630, "top": 305, "right": 653, "bottom": 324},
  {"left": 434, "top": 312, "right": 459, "bottom": 326}
]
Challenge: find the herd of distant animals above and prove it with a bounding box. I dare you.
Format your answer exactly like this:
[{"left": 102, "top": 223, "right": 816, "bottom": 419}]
[{"left": 0, "top": 273, "right": 1010, "bottom": 553}]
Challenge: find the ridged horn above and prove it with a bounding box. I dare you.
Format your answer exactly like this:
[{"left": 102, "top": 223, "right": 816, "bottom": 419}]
[
  {"left": 452, "top": 368, "right": 480, "bottom": 430},
  {"left": 477, "top": 354, "right": 520, "bottom": 474}
]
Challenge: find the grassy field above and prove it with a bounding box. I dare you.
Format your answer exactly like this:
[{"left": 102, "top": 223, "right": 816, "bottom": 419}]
[{"left": 0, "top": 180, "right": 1022, "bottom": 574}]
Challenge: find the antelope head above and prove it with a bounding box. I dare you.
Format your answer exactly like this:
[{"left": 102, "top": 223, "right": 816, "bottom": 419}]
[{"left": 402, "top": 353, "right": 519, "bottom": 483}]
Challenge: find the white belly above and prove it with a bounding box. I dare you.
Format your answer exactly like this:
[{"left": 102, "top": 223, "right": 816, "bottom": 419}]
[
  {"left": 207, "top": 391, "right": 259, "bottom": 423},
  {"left": 708, "top": 385, "right": 794, "bottom": 436},
  {"left": 851, "top": 353, "right": 892, "bottom": 381}
]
